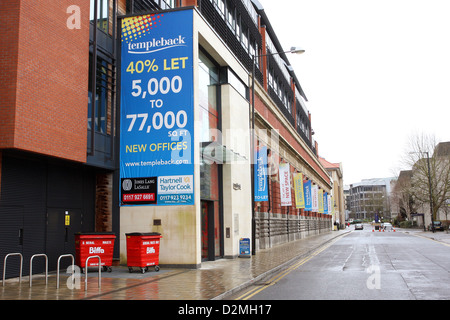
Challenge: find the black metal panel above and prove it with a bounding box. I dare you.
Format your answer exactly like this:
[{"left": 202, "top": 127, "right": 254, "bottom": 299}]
[
  {"left": 0, "top": 206, "right": 24, "bottom": 279},
  {"left": 47, "top": 164, "right": 83, "bottom": 209},
  {"left": 0, "top": 153, "right": 98, "bottom": 276},
  {"left": 296, "top": 102, "right": 313, "bottom": 147},
  {"left": 268, "top": 86, "right": 295, "bottom": 128},
  {"left": 0, "top": 155, "right": 47, "bottom": 278}
]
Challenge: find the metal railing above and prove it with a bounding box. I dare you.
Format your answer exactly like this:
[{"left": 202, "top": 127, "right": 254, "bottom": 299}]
[
  {"left": 56, "top": 254, "right": 75, "bottom": 289},
  {"left": 3, "top": 252, "right": 103, "bottom": 291},
  {"left": 29, "top": 254, "right": 48, "bottom": 288},
  {"left": 84, "top": 255, "right": 101, "bottom": 291},
  {"left": 2, "top": 253, "right": 23, "bottom": 286}
]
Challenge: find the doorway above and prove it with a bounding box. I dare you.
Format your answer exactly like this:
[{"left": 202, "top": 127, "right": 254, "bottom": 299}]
[
  {"left": 46, "top": 208, "right": 83, "bottom": 270},
  {"left": 201, "top": 200, "right": 221, "bottom": 261}
]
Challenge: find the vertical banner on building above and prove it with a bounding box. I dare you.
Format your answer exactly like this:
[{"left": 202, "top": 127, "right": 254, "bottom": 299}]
[
  {"left": 120, "top": 10, "right": 194, "bottom": 206},
  {"left": 279, "top": 163, "right": 292, "bottom": 206},
  {"left": 254, "top": 146, "right": 268, "bottom": 201},
  {"left": 311, "top": 185, "right": 319, "bottom": 212},
  {"left": 293, "top": 173, "right": 305, "bottom": 209},
  {"left": 303, "top": 180, "right": 312, "bottom": 211},
  {"left": 328, "top": 195, "right": 332, "bottom": 214},
  {"left": 323, "top": 192, "right": 328, "bottom": 214},
  {"left": 318, "top": 189, "right": 324, "bottom": 213}
]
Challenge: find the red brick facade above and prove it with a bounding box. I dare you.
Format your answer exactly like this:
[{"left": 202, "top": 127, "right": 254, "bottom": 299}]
[{"left": 0, "top": 0, "right": 90, "bottom": 163}]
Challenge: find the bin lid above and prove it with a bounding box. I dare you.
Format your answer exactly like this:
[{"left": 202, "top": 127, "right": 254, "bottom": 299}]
[
  {"left": 126, "top": 232, "right": 161, "bottom": 236},
  {"left": 74, "top": 232, "right": 116, "bottom": 235}
]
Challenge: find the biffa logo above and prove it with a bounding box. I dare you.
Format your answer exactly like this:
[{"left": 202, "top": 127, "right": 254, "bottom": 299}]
[{"left": 89, "top": 247, "right": 105, "bottom": 254}]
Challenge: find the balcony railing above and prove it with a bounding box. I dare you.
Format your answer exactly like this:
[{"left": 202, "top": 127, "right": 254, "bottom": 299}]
[
  {"left": 127, "top": 0, "right": 174, "bottom": 13},
  {"left": 198, "top": 0, "right": 263, "bottom": 84}
]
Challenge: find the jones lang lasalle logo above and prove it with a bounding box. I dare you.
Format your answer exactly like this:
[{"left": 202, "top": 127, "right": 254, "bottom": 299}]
[{"left": 122, "top": 13, "right": 186, "bottom": 54}]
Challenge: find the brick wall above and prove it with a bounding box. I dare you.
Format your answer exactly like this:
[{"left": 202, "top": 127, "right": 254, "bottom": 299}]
[
  {"left": 0, "top": 1, "right": 90, "bottom": 163},
  {"left": 0, "top": 1, "right": 21, "bottom": 148}
]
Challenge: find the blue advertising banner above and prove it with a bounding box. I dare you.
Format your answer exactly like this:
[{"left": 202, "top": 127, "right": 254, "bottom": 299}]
[
  {"left": 239, "top": 238, "right": 251, "bottom": 258},
  {"left": 303, "top": 180, "right": 312, "bottom": 211},
  {"left": 120, "top": 10, "right": 194, "bottom": 206},
  {"left": 254, "top": 146, "right": 268, "bottom": 202},
  {"left": 323, "top": 192, "right": 328, "bottom": 214}
]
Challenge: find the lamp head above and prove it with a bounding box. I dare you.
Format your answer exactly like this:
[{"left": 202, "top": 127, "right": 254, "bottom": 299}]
[{"left": 290, "top": 47, "right": 305, "bottom": 54}]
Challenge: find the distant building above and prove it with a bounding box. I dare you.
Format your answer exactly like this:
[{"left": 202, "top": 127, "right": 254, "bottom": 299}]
[
  {"left": 392, "top": 141, "right": 450, "bottom": 228},
  {"left": 319, "top": 157, "right": 345, "bottom": 227},
  {"left": 349, "top": 177, "right": 395, "bottom": 220}
]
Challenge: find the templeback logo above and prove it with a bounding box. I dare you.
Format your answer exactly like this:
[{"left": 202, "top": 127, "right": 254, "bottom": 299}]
[
  {"left": 122, "top": 14, "right": 186, "bottom": 54},
  {"left": 127, "top": 36, "right": 186, "bottom": 54}
]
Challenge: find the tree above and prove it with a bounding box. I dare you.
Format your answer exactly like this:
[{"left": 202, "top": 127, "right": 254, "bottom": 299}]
[
  {"left": 402, "top": 133, "right": 450, "bottom": 224},
  {"left": 391, "top": 170, "right": 415, "bottom": 221}
]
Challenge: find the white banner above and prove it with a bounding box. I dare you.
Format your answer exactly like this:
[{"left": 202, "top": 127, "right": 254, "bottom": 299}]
[
  {"left": 311, "top": 185, "right": 319, "bottom": 211},
  {"left": 279, "top": 163, "right": 292, "bottom": 206},
  {"left": 328, "top": 195, "right": 332, "bottom": 214}
]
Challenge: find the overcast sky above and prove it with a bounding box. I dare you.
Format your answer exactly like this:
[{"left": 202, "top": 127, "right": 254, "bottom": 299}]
[{"left": 258, "top": 0, "right": 450, "bottom": 185}]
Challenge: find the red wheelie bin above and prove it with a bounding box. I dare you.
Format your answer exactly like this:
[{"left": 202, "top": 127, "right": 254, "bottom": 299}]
[
  {"left": 75, "top": 232, "right": 116, "bottom": 272},
  {"left": 126, "top": 232, "right": 162, "bottom": 273}
]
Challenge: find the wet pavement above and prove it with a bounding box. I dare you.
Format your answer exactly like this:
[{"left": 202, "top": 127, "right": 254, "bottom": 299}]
[
  {"left": 1, "top": 230, "right": 350, "bottom": 300},
  {"left": 1, "top": 227, "right": 447, "bottom": 300}
]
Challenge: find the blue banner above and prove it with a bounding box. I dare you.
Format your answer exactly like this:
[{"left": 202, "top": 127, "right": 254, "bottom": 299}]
[
  {"left": 239, "top": 238, "right": 251, "bottom": 257},
  {"left": 120, "top": 10, "right": 194, "bottom": 205},
  {"left": 304, "top": 180, "right": 312, "bottom": 211},
  {"left": 254, "top": 146, "right": 268, "bottom": 201},
  {"left": 323, "top": 192, "right": 328, "bottom": 214}
]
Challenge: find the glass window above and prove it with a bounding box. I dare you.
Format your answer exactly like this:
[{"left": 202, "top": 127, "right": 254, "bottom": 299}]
[
  {"left": 199, "top": 50, "right": 222, "bottom": 260},
  {"left": 88, "top": 55, "right": 113, "bottom": 134},
  {"left": 226, "top": 2, "right": 235, "bottom": 32},
  {"left": 217, "top": 0, "right": 225, "bottom": 16},
  {"left": 90, "top": 0, "right": 109, "bottom": 33},
  {"left": 227, "top": 68, "right": 247, "bottom": 98},
  {"left": 198, "top": 51, "right": 219, "bottom": 143},
  {"left": 241, "top": 24, "right": 248, "bottom": 51},
  {"left": 236, "top": 13, "right": 241, "bottom": 40}
]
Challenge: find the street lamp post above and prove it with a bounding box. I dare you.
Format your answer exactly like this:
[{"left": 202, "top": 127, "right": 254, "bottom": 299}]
[{"left": 251, "top": 47, "right": 305, "bottom": 255}]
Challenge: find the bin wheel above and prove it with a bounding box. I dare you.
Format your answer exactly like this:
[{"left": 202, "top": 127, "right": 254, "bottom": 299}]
[
  {"left": 103, "top": 266, "right": 112, "bottom": 272},
  {"left": 154, "top": 266, "right": 160, "bottom": 272},
  {"left": 128, "top": 267, "right": 133, "bottom": 273}
]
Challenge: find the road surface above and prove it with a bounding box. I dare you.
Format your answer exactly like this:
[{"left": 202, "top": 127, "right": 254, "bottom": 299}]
[{"left": 232, "top": 224, "right": 450, "bottom": 300}]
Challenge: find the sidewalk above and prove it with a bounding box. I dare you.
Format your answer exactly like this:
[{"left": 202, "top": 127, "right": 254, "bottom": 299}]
[
  {"left": 401, "top": 228, "right": 450, "bottom": 246},
  {"left": 0, "top": 229, "right": 350, "bottom": 300}
]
